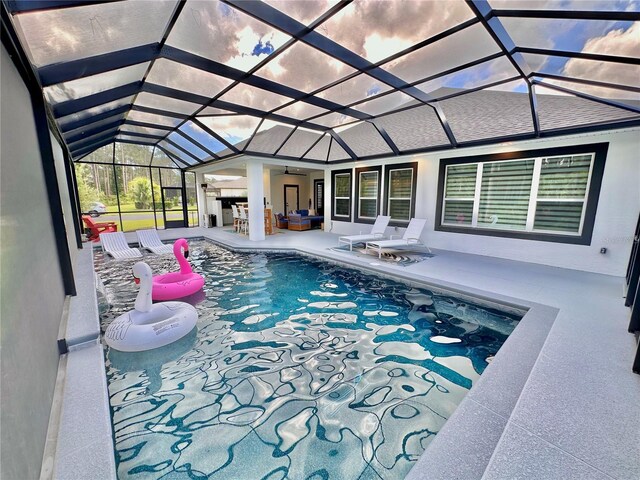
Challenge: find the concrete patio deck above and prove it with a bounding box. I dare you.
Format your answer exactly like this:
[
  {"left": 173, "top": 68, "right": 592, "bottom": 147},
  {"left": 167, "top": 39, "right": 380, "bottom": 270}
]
[{"left": 54, "top": 226, "right": 639, "bottom": 480}]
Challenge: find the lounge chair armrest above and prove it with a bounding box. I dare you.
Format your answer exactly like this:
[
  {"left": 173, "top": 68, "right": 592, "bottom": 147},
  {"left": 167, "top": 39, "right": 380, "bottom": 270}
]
[
  {"left": 406, "top": 237, "right": 421, "bottom": 243},
  {"left": 373, "top": 233, "right": 384, "bottom": 238}
]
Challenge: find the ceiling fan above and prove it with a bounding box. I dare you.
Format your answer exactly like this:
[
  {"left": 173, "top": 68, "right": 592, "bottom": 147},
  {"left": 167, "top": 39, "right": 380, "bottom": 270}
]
[{"left": 274, "top": 166, "right": 307, "bottom": 176}]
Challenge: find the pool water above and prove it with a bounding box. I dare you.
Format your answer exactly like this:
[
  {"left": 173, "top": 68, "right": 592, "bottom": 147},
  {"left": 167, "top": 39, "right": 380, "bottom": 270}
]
[{"left": 96, "top": 240, "right": 521, "bottom": 480}]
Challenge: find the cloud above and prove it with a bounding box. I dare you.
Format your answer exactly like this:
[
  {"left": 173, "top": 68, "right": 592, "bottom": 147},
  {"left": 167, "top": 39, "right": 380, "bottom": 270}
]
[
  {"left": 264, "top": 0, "right": 334, "bottom": 25},
  {"left": 197, "top": 115, "right": 260, "bottom": 142},
  {"left": 317, "top": 0, "right": 474, "bottom": 62},
  {"left": 166, "top": 2, "right": 290, "bottom": 72},
  {"left": 561, "top": 22, "right": 640, "bottom": 100},
  {"left": 145, "top": 59, "right": 233, "bottom": 100},
  {"left": 256, "top": 40, "right": 356, "bottom": 93}
]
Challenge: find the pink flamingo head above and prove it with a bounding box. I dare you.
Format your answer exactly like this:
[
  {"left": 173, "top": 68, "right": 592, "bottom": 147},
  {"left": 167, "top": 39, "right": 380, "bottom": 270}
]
[{"left": 173, "top": 238, "right": 193, "bottom": 274}]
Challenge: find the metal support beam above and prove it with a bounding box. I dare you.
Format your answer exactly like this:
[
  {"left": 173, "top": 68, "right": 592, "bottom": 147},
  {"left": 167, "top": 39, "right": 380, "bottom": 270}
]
[
  {"left": 38, "top": 43, "right": 159, "bottom": 87},
  {"left": 157, "top": 145, "right": 191, "bottom": 168},
  {"left": 142, "top": 82, "right": 335, "bottom": 131},
  {"left": 53, "top": 82, "right": 141, "bottom": 117},
  {"left": 65, "top": 120, "right": 124, "bottom": 144},
  {"left": 6, "top": 0, "right": 123, "bottom": 14},
  {"left": 117, "top": 131, "right": 165, "bottom": 141},
  {"left": 328, "top": 131, "right": 357, "bottom": 160},
  {"left": 160, "top": 45, "right": 368, "bottom": 121},
  {"left": 516, "top": 46, "right": 640, "bottom": 66},
  {"left": 63, "top": 113, "right": 127, "bottom": 138},
  {"left": 467, "top": 0, "right": 539, "bottom": 136},
  {"left": 176, "top": 130, "right": 219, "bottom": 160},
  {"left": 72, "top": 139, "right": 113, "bottom": 158},
  {"left": 114, "top": 139, "right": 158, "bottom": 148},
  {"left": 69, "top": 129, "right": 119, "bottom": 151},
  {"left": 60, "top": 104, "right": 130, "bottom": 133},
  {"left": 131, "top": 104, "right": 190, "bottom": 119},
  {"left": 532, "top": 72, "right": 640, "bottom": 94},
  {"left": 164, "top": 138, "right": 204, "bottom": 164},
  {"left": 124, "top": 119, "right": 175, "bottom": 131},
  {"left": 370, "top": 122, "right": 400, "bottom": 155},
  {"left": 533, "top": 79, "right": 640, "bottom": 114},
  {"left": 528, "top": 83, "right": 541, "bottom": 137},
  {"left": 493, "top": 9, "right": 640, "bottom": 21},
  {"left": 191, "top": 118, "right": 239, "bottom": 153}
]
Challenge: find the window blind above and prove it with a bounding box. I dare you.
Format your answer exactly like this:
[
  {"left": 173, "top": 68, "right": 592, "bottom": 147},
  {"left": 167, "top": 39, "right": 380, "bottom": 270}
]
[
  {"left": 334, "top": 173, "right": 351, "bottom": 217},
  {"left": 388, "top": 168, "right": 413, "bottom": 221},
  {"left": 443, "top": 164, "right": 476, "bottom": 225},
  {"left": 533, "top": 154, "right": 592, "bottom": 233},
  {"left": 478, "top": 159, "right": 534, "bottom": 230},
  {"left": 359, "top": 171, "right": 378, "bottom": 218}
]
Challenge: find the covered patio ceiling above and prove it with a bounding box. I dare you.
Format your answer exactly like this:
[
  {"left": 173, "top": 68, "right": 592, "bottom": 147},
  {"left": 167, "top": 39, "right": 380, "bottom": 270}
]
[{"left": 4, "top": 0, "right": 639, "bottom": 169}]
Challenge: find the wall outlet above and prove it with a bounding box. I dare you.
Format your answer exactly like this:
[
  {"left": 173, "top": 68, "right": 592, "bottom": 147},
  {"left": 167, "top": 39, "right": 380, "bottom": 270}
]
[{"left": 600, "top": 247, "right": 607, "bottom": 254}]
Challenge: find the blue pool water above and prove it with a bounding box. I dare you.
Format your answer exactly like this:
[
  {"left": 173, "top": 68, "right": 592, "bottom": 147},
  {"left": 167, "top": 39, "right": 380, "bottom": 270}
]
[{"left": 96, "top": 240, "right": 521, "bottom": 480}]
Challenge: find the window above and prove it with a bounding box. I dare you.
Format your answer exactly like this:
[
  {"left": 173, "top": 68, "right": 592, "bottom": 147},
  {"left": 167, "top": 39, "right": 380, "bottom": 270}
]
[
  {"left": 436, "top": 143, "right": 608, "bottom": 244},
  {"left": 384, "top": 162, "right": 418, "bottom": 225},
  {"left": 355, "top": 166, "right": 381, "bottom": 223},
  {"left": 332, "top": 169, "right": 352, "bottom": 221}
]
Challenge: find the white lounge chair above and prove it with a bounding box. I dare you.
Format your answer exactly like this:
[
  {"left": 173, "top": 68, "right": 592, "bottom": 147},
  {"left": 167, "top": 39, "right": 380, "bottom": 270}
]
[
  {"left": 338, "top": 215, "right": 391, "bottom": 251},
  {"left": 136, "top": 229, "right": 173, "bottom": 255},
  {"left": 100, "top": 232, "right": 142, "bottom": 259},
  {"left": 365, "top": 218, "right": 430, "bottom": 258}
]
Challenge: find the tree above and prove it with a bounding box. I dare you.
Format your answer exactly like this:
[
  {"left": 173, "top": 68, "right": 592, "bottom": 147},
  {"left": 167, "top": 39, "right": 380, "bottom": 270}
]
[
  {"left": 75, "top": 163, "right": 101, "bottom": 211},
  {"left": 129, "top": 177, "right": 153, "bottom": 209}
]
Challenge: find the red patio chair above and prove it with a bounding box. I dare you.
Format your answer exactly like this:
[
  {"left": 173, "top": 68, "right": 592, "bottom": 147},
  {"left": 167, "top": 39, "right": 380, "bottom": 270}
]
[{"left": 82, "top": 215, "right": 118, "bottom": 242}]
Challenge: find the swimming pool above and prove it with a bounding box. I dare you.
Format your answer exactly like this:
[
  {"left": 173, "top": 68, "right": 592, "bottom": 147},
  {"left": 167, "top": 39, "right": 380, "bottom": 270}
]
[{"left": 96, "top": 240, "right": 522, "bottom": 479}]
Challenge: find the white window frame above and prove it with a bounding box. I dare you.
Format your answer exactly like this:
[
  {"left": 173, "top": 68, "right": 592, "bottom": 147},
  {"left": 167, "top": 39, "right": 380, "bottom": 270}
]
[
  {"left": 441, "top": 153, "right": 596, "bottom": 236},
  {"left": 358, "top": 170, "right": 379, "bottom": 220},
  {"left": 387, "top": 167, "right": 414, "bottom": 222},
  {"left": 333, "top": 172, "right": 351, "bottom": 218},
  {"left": 441, "top": 163, "right": 478, "bottom": 227}
]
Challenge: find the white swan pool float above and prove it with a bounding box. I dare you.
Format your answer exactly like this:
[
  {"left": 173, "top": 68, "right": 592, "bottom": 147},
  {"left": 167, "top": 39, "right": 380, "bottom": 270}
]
[{"left": 105, "top": 262, "right": 198, "bottom": 352}]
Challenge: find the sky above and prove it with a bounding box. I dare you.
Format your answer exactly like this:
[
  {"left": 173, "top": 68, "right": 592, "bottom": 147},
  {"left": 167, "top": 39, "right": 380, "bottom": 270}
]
[
  {"left": 16, "top": 0, "right": 638, "bottom": 157},
  {"left": 159, "top": 0, "right": 639, "bottom": 145}
]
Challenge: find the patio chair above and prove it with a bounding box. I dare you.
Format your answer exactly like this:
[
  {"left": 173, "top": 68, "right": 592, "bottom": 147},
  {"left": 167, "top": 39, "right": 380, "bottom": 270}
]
[
  {"left": 82, "top": 215, "right": 117, "bottom": 242},
  {"left": 136, "top": 228, "right": 173, "bottom": 255},
  {"left": 365, "top": 218, "right": 430, "bottom": 258},
  {"left": 237, "top": 206, "right": 248, "bottom": 234},
  {"left": 338, "top": 215, "right": 390, "bottom": 251},
  {"left": 231, "top": 204, "right": 241, "bottom": 232},
  {"left": 100, "top": 232, "right": 142, "bottom": 259}
]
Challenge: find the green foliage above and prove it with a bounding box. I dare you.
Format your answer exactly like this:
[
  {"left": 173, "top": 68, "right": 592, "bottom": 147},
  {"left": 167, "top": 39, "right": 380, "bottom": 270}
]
[
  {"left": 75, "top": 163, "right": 101, "bottom": 211},
  {"left": 129, "top": 177, "right": 154, "bottom": 209}
]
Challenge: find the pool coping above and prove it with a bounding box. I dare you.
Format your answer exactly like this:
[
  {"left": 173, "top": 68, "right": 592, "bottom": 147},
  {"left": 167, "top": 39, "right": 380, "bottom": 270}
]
[{"left": 52, "top": 234, "right": 558, "bottom": 480}]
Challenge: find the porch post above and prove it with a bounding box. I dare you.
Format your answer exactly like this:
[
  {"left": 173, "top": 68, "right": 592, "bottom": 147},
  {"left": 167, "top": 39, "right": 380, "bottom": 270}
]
[
  {"left": 246, "top": 161, "right": 265, "bottom": 241},
  {"left": 195, "top": 172, "right": 208, "bottom": 227},
  {"left": 323, "top": 168, "right": 332, "bottom": 232}
]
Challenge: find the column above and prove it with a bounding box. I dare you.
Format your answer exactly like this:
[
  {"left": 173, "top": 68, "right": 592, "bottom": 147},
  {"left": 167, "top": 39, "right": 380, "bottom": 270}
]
[
  {"left": 195, "top": 172, "right": 208, "bottom": 228},
  {"left": 246, "top": 161, "right": 265, "bottom": 241},
  {"left": 323, "top": 168, "right": 332, "bottom": 232}
]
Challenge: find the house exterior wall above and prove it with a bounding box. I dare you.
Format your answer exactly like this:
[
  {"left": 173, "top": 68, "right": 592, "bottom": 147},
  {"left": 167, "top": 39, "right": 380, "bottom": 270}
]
[
  {"left": 270, "top": 172, "right": 310, "bottom": 214},
  {"left": 328, "top": 128, "right": 640, "bottom": 276},
  {"left": 0, "top": 45, "right": 66, "bottom": 480}
]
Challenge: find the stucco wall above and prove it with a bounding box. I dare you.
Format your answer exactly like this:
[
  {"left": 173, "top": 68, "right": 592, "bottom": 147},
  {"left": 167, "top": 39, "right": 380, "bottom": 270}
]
[
  {"left": 0, "top": 45, "right": 66, "bottom": 479},
  {"left": 329, "top": 128, "right": 640, "bottom": 276},
  {"left": 270, "top": 171, "right": 310, "bottom": 214}
]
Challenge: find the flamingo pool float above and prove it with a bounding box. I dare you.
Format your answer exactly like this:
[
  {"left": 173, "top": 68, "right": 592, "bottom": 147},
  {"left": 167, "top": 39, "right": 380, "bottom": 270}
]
[
  {"left": 105, "top": 262, "right": 197, "bottom": 352},
  {"left": 152, "top": 238, "right": 204, "bottom": 301}
]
